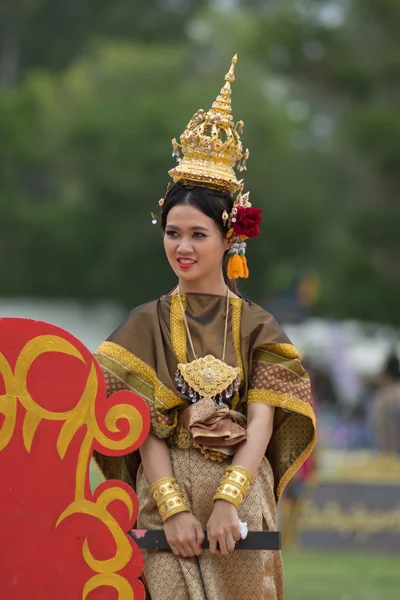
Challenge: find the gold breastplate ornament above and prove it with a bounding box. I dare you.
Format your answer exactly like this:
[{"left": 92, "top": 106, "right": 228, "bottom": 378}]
[{"left": 175, "top": 288, "right": 241, "bottom": 406}]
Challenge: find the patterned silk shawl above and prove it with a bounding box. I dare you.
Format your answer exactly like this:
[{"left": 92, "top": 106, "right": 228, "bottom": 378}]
[{"left": 94, "top": 293, "right": 316, "bottom": 502}]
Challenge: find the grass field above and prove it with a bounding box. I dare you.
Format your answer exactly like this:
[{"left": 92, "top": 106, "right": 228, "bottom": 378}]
[{"left": 283, "top": 550, "right": 400, "bottom": 600}]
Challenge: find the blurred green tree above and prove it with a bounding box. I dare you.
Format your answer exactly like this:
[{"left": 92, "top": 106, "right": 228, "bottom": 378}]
[
  {"left": 230, "top": 0, "right": 400, "bottom": 322},
  {"left": 0, "top": 0, "right": 399, "bottom": 325},
  {"left": 0, "top": 0, "right": 205, "bottom": 81}
]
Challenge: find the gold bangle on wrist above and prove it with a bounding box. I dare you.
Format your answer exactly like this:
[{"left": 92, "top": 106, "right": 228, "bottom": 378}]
[
  {"left": 151, "top": 476, "right": 190, "bottom": 523},
  {"left": 213, "top": 465, "right": 254, "bottom": 510}
]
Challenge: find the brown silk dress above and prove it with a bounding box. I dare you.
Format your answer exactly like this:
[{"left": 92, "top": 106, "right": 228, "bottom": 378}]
[{"left": 93, "top": 293, "right": 316, "bottom": 600}]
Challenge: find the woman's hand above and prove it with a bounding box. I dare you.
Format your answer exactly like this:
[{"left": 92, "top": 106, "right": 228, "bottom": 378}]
[
  {"left": 206, "top": 500, "right": 241, "bottom": 555},
  {"left": 164, "top": 512, "right": 205, "bottom": 558}
]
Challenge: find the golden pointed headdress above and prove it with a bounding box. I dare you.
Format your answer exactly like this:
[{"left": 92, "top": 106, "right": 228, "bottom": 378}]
[{"left": 168, "top": 54, "right": 249, "bottom": 195}]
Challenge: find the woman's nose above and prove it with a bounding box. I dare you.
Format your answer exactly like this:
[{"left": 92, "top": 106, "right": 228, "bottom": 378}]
[{"left": 177, "top": 236, "right": 193, "bottom": 253}]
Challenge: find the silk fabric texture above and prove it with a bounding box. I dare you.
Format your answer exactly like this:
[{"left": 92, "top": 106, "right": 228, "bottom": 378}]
[{"left": 93, "top": 293, "right": 316, "bottom": 599}]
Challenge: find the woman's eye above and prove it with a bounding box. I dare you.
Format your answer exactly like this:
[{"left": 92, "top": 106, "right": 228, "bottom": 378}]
[{"left": 165, "top": 230, "right": 205, "bottom": 238}]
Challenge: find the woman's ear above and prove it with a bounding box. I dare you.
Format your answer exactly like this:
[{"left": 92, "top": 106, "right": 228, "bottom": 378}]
[{"left": 223, "top": 236, "right": 231, "bottom": 252}]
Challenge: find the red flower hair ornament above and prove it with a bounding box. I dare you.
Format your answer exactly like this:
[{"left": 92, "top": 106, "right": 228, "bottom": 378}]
[
  {"left": 224, "top": 191, "right": 263, "bottom": 279},
  {"left": 231, "top": 206, "right": 263, "bottom": 238}
]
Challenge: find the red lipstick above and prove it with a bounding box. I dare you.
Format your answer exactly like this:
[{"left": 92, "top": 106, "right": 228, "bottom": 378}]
[{"left": 177, "top": 257, "right": 197, "bottom": 270}]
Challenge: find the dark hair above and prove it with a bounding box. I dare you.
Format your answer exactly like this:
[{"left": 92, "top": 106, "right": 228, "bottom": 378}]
[{"left": 161, "top": 182, "right": 238, "bottom": 295}]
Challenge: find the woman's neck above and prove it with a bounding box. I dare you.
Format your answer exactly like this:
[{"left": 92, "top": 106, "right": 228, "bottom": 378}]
[{"left": 176, "top": 275, "right": 228, "bottom": 297}]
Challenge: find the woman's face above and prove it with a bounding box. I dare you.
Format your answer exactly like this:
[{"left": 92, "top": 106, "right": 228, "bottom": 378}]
[{"left": 164, "top": 204, "right": 229, "bottom": 286}]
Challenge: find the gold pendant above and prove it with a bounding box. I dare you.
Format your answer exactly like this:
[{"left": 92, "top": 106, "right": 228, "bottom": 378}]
[{"left": 175, "top": 354, "right": 241, "bottom": 404}]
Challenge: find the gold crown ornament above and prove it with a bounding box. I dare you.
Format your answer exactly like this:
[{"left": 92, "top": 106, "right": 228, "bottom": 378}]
[
  {"left": 164, "top": 54, "right": 262, "bottom": 279},
  {"left": 168, "top": 54, "right": 249, "bottom": 195}
]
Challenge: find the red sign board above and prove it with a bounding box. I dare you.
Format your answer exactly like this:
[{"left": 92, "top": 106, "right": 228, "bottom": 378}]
[{"left": 0, "top": 318, "right": 150, "bottom": 599}]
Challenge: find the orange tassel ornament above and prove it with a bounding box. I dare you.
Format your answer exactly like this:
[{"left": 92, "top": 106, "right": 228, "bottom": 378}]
[
  {"left": 227, "top": 254, "right": 244, "bottom": 279},
  {"left": 242, "top": 255, "right": 249, "bottom": 278},
  {"left": 227, "top": 253, "right": 249, "bottom": 279}
]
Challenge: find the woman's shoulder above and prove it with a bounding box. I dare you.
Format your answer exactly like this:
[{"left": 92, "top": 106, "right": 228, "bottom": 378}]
[
  {"left": 107, "top": 298, "right": 162, "bottom": 342},
  {"left": 241, "top": 297, "right": 280, "bottom": 326},
  {"left": 241, "top": 298, "right": 291, "bottom": 346},
  {"left": 126, "top": 296, "right": 172, "bottom": 326},
  {"left": 129, "top": 298, "right": 160, "bottom": 317}
]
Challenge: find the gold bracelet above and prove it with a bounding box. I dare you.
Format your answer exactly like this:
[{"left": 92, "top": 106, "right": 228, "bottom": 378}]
[
  {"left": 151, "top": 476, "right": 190, "bottom": 523},
  {"left": 222, "top": 465, "right": 254, "bottom": 493},
  {"left": 213, "top": 482, "right": 244, "bottom": 509},
  {"left": 213, "top": 465, "right": 254, "bottom": 509},
  {"left": 151, "top": 477, "right": 180, "bottom": 502}
]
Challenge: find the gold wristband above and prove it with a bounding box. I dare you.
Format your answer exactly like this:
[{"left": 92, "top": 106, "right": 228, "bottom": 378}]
[
  {"left": 223, "top": 465, "right": 254, "bottom": 493},
  {"left": 151, "top": 477, "right": 180, "bottom": 501},
  {"left": 213, "top": 482, "right": 244, "bottom": 509},
  {"left": 158, "top": 495, "right": 190, "bottom": 522},
  {"left": 151, "top": 477, "right": 190, "bottom": 523},
  {"left": 213, "top": 465, "right": 254, "bottom": 509}
]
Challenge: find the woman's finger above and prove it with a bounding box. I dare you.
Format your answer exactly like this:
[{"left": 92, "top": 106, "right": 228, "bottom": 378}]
[
  {"left": 195, "top": 523, "right": 205, "bottom": 545},
  {"left": 185, "top": 534, "right": 199, "bottom": 557},
  {"left": 175, "top": 543, "right": 188, "bottom": 558},
  {"left": 208, "top": 535, "right": 218, "bottom": 555},
  {"left": 232, "top": 524, "right": 241, "bottom": 542},
  {"left": 194, "top": 524, "right": 205, "bottom": 555},
  {"left": 182, "top": 542, "right": 195, "bottom": 558},
  {"left": 226, "top": 533, "right": 236, "bottom": 554},
  {"left": 169, "top": 542, "right": 180, "bottom": 556},
  {"left": 218, "top": 534, "right": 229, "bottom": 556}
]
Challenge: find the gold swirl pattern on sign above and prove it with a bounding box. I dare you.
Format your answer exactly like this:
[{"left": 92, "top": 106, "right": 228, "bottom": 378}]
[
  {"left": 83, "top": 573, "right": 134, "bottom": 600},
  {"left": 56, "top": 486, "right": 134, "bottom": 573},
  {"left": 0, "top": 351, "right": 17, "bottom": 452},
  {"left": 0, "top": 332, "right": 146, "bottom": 599}
]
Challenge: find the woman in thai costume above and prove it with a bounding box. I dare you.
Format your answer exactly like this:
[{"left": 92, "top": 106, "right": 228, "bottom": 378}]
[{"left": 94, "top": 55, "right": 316, "bottom": 600}]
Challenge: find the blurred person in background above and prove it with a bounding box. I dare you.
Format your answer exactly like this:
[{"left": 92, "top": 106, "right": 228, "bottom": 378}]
[
  {"left": 92, "top": 57, "right": 316, "bottom": 600},
  {"left": 371, "top": 352, "right": 400, "bottom": 454}
]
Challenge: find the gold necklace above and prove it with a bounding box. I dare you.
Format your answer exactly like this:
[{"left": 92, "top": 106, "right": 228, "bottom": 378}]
[{"left": 175, "top": 286, "right": 241, "bottom": 406}]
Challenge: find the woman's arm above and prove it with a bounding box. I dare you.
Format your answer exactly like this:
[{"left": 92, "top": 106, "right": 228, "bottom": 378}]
[
  {"left": 139, "top": 433, "right": 205, "bottom": 558},
  {"left": 231, "top": 403, "right": 275, "bottom": 474},
  {"left": 206, "top": 403, "right": 275, "bottom": 555},
  {"left": 138, "top": 433, "right": 174, "bottom": 483}
]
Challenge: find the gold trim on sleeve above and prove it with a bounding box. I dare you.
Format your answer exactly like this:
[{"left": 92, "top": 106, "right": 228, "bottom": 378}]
[
  {"left": 257, "top": 343, "right": 301, "bottom": 361},
  {"left": 247, "top": 389, "right": 315, "bottom": 421},
  {"left": 96, "top": 341, "right": 185, "bottom": 410},
  {"left": 276, "top": 428, "right": 317, "bottom": 501},
  {"left": 248, "top": 388, "right": 317, "bottom": 501},
  {"left": 252, "top": 345, "right": 308, "bottom": 381}
]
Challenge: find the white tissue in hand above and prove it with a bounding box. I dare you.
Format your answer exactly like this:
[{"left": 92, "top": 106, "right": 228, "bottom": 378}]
[{"left": 239, "top": 520, "right": 248, "bottom": 539}]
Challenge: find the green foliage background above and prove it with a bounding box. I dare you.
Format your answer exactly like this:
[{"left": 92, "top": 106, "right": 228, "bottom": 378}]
[{"left": 1, "top": 0, "right": 399, "bottom": 323}]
